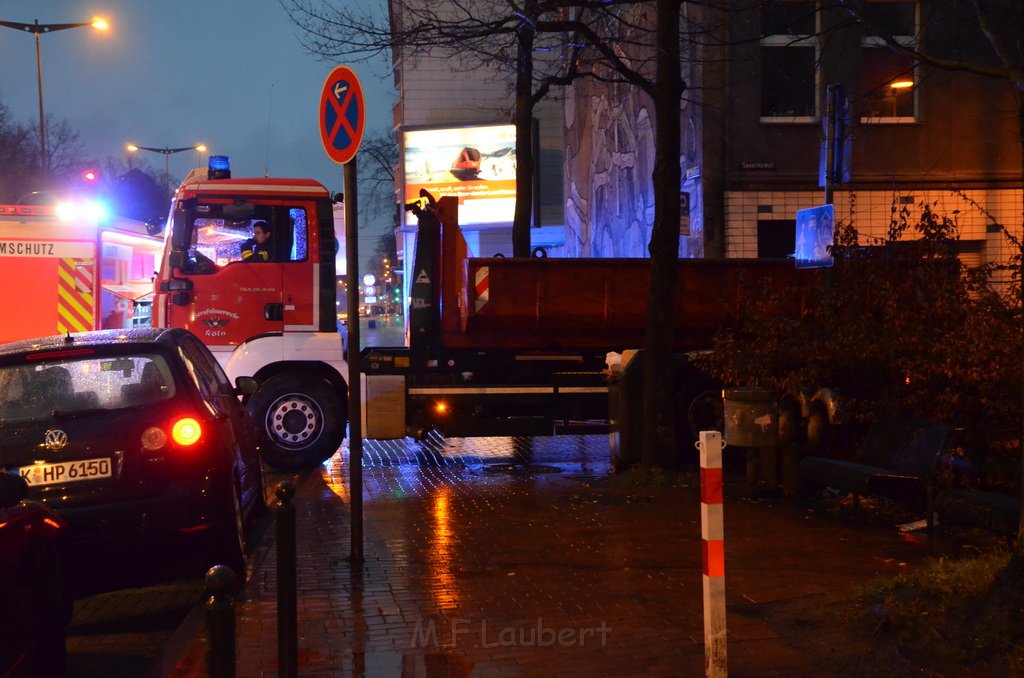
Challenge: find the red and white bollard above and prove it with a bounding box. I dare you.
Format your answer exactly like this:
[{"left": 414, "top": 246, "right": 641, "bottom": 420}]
[{"left": 698, "top": 430, "right": 727, "bottom": 678}]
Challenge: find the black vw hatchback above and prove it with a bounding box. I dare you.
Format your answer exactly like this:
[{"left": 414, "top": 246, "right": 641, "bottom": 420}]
[{"left": 0, "top": 328, "right": 265, "bottom": 589}]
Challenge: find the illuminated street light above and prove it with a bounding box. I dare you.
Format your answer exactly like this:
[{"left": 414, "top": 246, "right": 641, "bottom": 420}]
[
  {"left": 0, "top": 17, "right": 110, "bottom": 177},
  {"left": 127, "top": 143, "right": 206, "bottom": 202},
  {"left": 194, "top": 143, "right": 208, "bottom": 168}
]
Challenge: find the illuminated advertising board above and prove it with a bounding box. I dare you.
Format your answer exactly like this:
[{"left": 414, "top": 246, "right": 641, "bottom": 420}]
[
  {"left": 402, "top": 123, "right": 516, "bottom": 227},
  {"left": 794, "top": 204, "right": 835, "bottom": 269}
]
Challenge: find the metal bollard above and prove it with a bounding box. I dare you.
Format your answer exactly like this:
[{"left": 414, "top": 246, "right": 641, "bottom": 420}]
[
  {"left": 205, "top": 564, "right": 237, "bottom": 678},
  {"left": 276, "top": 481, "right": 298, "bottom": 678}
]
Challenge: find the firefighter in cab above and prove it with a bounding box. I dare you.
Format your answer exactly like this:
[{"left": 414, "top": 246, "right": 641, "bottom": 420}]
[{"left": 242, "top": 220, "right": 273, "bottom": 262}]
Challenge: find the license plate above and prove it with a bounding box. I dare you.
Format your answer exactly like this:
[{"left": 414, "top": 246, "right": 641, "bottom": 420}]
[{"left": 13, "top": 458, "right": 112, "bottom": 487}]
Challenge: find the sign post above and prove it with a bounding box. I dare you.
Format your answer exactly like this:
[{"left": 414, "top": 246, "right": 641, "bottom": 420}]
[{"left": 320, "top": 65, "right": 366, "bottom": 563}]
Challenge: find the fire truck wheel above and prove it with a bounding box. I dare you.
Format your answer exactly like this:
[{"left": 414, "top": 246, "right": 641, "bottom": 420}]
[{"left": 248, "top": 374, "right": 346, "bottom": 471}]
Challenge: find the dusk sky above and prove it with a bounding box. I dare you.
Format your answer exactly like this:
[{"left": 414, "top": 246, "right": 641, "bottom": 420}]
[{"left": 0, "top": 0, "right": 396, "bottom": 233}]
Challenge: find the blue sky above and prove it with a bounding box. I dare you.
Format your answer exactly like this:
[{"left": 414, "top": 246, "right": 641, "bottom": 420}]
[{"left": 0, "top": 0, "right": 396, "bottom": 234}]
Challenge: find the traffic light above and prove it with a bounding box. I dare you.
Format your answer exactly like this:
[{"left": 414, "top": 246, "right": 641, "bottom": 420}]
[{"left": 81, "top": 168, "right": 99, "bottom": 183}]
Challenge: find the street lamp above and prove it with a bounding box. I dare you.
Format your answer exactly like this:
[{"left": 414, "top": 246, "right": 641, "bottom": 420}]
[
  {"left": 0, "top": 17, "right": 109, "bottom": 176},
  {"left": 126, "top": 143, "right": 206, "bottom": 201}
]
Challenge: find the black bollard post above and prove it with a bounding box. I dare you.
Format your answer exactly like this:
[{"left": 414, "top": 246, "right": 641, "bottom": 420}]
[
  {"left": 276, "top": 481, "right": 298, "bottom": 678},
  {"left": 205, "top": 565, "right": 237, "bottom": 678}
]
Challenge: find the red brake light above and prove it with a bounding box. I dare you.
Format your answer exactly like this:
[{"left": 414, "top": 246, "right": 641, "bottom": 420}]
[
  {"left": 43, "top": 517, "right": 62, "bottom": 530},
  {"left": 25, "top": 348, "right": 95, "bottom": 361},
  {"left": 172, "top": 417, "right": 202, "bottom": 446}
]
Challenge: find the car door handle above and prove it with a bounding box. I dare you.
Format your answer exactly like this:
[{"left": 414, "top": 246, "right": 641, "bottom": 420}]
[{"left": 264, "top": 303, "right": 284, "bottom": 321}]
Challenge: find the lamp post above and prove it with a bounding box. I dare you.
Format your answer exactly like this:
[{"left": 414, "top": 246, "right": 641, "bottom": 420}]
[
  {"left": 0, "top": 17, "right": 109, "bottom": 177},
  {"left": 126, "top": 144, "right": 206, "bottom": 202}
]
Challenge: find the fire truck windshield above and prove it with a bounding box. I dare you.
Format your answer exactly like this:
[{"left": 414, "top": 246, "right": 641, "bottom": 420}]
[{"left": 177, "top": 204, "right": 309, "bottom": 273}]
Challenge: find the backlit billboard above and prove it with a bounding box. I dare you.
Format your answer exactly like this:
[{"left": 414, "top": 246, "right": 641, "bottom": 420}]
[
  {"left": 402, "top": 123, "right": 516, "bottom": 227},
  {"left": 794, "top": 204, "right": 834, "bottom": 269}
]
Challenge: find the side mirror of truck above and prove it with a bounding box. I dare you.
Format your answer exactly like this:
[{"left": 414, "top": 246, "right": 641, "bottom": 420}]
[{"left": 170, "top": 208, "right": 190, "bottom": 251}]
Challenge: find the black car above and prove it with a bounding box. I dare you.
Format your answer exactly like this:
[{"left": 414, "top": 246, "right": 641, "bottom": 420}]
[
  {"left": 0, "top": 472, "right": 69, "bottom": 678},
  {"left": 0, "top": 328, "right": 265, "bottom": 589}
]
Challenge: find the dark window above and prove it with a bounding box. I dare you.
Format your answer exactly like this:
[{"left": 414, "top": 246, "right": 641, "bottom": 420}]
[
  {"left": 758, "top": 219, "right": 796, "bottom": 259},
  {"left": 760, "top": 1, "right": 818, "bottom": 120},
  {"left": 762, "top": 1, "right": 816, "bottom": 35},
  {"left": 863, "top": 1, "right": 915, "bottom": 34},
  {"left": 761, "top": 46, "right": 817, "bottom": 118}
]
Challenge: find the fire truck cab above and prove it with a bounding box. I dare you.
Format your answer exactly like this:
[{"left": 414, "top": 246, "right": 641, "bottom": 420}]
[{"left": 154, "top": 158, "right": 347, "bottom": 470}]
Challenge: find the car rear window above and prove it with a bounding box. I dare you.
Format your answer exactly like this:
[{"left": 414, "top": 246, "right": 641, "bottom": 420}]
[{"left": 0, "top": 353, "right": 176, "bottom": 422}]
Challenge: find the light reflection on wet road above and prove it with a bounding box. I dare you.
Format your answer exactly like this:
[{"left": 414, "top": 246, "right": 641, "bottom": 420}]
[{"left": 190, "top": 432, "right": 940, "bottom": 677}]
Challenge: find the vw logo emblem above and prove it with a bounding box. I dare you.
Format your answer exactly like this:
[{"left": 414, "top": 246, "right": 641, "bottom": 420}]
[{"left": 44, "top": 429, "right": 68, "bottom": 451}]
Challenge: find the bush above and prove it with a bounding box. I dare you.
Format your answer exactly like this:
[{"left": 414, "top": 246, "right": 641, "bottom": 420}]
[{"left": 694, "top": 198, "right": 1023, "bottom": 458}]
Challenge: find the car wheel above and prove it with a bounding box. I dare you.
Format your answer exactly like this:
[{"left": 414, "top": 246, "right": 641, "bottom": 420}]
[{"left": 247, "top": 374, "right": 346, "bottom": 471}]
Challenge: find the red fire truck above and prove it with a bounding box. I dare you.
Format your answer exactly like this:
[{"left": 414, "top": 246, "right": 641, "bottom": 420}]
[
  {"left": 0, "top": 202, "right": 164, "bottom": 345},
  {"left": 154, "top": 159, "right": 347, "bottom": 470}
]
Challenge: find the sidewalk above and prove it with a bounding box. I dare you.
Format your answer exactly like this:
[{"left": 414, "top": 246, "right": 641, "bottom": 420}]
[{"left": 168, "top": 434, "right": 935, "bottom": 677}]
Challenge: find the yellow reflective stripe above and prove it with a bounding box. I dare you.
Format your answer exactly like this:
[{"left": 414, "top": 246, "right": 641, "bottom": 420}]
[
  {"left": 57, "top": 284, "right": 94, "bottom": 322},
  {"left": 57, "top": 303, "right": 90, "bottom": 332}
]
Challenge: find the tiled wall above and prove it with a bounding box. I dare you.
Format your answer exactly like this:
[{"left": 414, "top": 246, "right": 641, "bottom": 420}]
[{"left": 725, "top": 189, "right": 1024, "bottom": 264}]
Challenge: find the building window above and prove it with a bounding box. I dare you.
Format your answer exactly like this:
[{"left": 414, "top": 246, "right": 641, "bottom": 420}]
[
  {"left": 860, "top": 1, "right": 918, "bottom": 123},
  {"left": 760, "top": 1, "right": 818, "bottom": 122}
]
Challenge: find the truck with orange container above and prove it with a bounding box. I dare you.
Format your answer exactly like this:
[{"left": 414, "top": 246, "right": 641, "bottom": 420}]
[{"left": 153, "top": 158, "right": 814, "bottom": 470}]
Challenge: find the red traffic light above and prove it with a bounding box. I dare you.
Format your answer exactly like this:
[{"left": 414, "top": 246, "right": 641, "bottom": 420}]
[{"left": 81, "top": 169, "right": 99, "bottom": 182}]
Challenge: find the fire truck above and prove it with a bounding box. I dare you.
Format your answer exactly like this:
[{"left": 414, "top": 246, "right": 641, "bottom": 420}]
[
  {"left": 0, "top": 202, "right": 164, "bottom": 345},
  {"left": 153, "top": 158, "right": 347, "bottom": 470}
]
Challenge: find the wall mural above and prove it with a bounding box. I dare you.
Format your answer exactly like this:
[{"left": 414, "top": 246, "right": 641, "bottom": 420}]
[{"left": 564, "top": 78, "right": 702, "bottom": 260}]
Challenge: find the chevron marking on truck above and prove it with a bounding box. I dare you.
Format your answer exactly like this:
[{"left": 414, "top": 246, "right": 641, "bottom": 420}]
[
  {"left": 474, "top": 266, "right": 489, "bottom": 313},
  {"left": 57, "top": 257, "right": 94, "bottom": 333}
]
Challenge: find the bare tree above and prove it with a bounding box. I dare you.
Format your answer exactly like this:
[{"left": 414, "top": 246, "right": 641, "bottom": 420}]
[
  {"left": 0, "top": 100, "right": 88, "bottom": 203},
  {"left": 356, "top": 131, "right": 399, "bottom": 225},
  {"left": 540, "top": 0, "right": 685, "bottom": 469}
]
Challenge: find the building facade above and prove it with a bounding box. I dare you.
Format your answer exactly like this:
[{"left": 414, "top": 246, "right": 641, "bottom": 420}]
[{"left": 563, "top": 0, "right": 1021, "bottom": 265}]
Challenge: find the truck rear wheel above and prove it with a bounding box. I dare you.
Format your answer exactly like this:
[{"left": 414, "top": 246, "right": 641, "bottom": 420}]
[{"left": 248, "top": 374, "right": 346, "bottom": 471}]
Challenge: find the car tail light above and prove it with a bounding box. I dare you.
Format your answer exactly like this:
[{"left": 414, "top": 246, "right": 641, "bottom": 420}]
[
  {"left": 142, "top": 426, "right": 168, "bottom": 451},
  {"left": 172, "top": 417, "right": 202, "bottom": 446}
]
